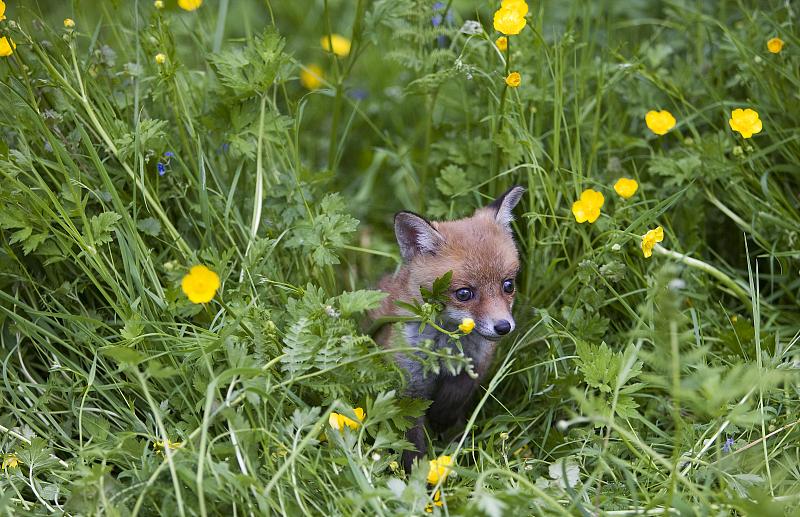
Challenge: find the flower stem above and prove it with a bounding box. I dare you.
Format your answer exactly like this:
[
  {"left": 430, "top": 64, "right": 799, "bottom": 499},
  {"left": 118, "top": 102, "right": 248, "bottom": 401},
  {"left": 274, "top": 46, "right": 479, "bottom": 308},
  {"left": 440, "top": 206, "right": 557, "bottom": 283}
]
[
  {"left": 217, "top": 298, "right": 255, "bottom": 339},
  {"left": 653, "top": 244, "right": 751, "bottom": 307}
]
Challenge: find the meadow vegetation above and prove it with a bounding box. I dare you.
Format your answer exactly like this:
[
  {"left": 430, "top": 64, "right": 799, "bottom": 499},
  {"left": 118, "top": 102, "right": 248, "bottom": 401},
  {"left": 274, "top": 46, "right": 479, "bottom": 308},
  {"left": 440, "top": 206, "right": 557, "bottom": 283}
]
[{"left": 1, "top": 0, "right": 799, "bottom": 514}]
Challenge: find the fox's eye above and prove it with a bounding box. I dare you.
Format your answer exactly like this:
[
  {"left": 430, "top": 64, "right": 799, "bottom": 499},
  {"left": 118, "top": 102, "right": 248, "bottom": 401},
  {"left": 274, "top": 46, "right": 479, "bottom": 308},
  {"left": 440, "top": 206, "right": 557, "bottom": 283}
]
[
  {"left": 454, "top": 288, "right": 474, "bottom": 302},
  {"left": 502, "top": 279, "right": 515, "bottom": 294}
]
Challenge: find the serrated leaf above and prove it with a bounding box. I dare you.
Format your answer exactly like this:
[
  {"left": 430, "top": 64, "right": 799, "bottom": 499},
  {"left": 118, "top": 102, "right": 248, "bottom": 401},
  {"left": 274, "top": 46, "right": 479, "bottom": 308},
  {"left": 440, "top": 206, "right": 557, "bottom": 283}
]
[
  {"left": 435, "top": 165, "right": 468, "bottom": 197},
  {"left": 89, "top": 212, "right": 122, "bottom": 246},
  {"left": 337, "top": 290, "right": 387, "bottom": 316}
]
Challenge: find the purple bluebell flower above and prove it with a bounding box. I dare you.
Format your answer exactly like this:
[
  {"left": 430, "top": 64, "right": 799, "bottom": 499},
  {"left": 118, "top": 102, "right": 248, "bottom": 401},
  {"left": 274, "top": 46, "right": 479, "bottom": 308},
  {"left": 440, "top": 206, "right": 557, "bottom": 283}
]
[
  {"left": 722, "top": 437, "right": 734, "bottom": 453},
  {"left": 157, "top": 162, "right": 166, "bottom": 176}
]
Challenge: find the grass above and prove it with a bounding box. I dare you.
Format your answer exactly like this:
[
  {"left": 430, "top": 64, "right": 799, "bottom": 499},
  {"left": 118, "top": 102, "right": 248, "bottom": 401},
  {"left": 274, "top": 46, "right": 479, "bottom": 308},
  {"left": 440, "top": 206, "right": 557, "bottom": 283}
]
[{"left": 1, "top": 0, "right": 800, "bottom": 514}]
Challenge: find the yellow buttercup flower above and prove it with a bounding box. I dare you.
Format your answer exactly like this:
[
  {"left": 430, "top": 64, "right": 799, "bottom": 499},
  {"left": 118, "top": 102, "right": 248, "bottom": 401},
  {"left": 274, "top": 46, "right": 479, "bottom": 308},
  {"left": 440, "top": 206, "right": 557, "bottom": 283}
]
[
  {"left": 613, "top": 178, "right": 638, "bottom": 199},
  {"left": 501, "top": 0, "right": 529, "bottom": 16},
  {"left": 729, "top": 108, "right": 762, "bottom": 139},
  {"left": 181, "top": 265, "right": 220, "bottom": 304},
  {"left": 300, "top": 64, "right": 323, "bottom": 90},
  {"left": 767, "top": 37, "right": 784, "bottom": 54},
  {"left": 2, "top": 453, "right": 19, "bottom": 470},
  {"left": 645, "top": 110, "right": 676, "bottom": 136},
  {"left": 496, "top": 36, "right": 508, "bottom": 52},
  {"left": 153, "top": 439, "right": 183, "bottom": 455},
  {"left": 321, "top": 34, "right": 351, "bottom": 57},
  {"left": 493, "top": 7, "right": 526, "bottom": 35},
  {"left": 571, "top": 189, "right": 605, "bottom": 224},
  {"left": 458, "top": 318, "right": 475, "bottom": 334},
  {"left": 0, "top": 37, "right": 14, "bottom": 57},
  {"left": 64, "top": 18, "right": 75, "bottom": 29},
  {"left": 425, "top": 490, "right": 444, "bottom": 513},
  {"left": 0, "top": 0, "right": 6, "bottom": 21},
  {"left": 329, "top": 407, "right": 365, "bottom": 431},
  {"left": 427, "top": 455, "right": 453, "bottom": 485},
  {"left": 505, "top": 71, "right": 521, "bottom": 87},
  {"left": 155, "top": 53, "right": 167, "bottom": 64},
  {"left": 178, "top": 0, "right": 202, "bottom": 11},
  {"left": 641, "top": 226, "right": 664, "bottom": 258}
]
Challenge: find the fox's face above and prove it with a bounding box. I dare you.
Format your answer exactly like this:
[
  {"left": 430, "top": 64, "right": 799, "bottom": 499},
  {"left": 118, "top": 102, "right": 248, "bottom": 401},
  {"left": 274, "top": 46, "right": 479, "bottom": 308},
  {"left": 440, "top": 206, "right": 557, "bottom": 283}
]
[{"left": 394, "top": 187, "right": 525, "bottom": 341}]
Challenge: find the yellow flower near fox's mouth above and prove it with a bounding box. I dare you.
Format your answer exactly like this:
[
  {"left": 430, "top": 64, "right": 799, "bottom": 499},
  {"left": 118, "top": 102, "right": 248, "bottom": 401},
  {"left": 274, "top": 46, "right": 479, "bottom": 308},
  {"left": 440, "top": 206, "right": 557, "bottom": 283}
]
[
  {"left": 505, "top": 72, "right": 521, "bottom": 87},
  {"left": 300, "top": 64, "right": 323, "bottom": 90},
  {"left": 571, "top": 189, "right": 605, "bottom": 224},
  {"left": 493, "top": 7, "right": 526, "bottom": 35},
  {"left": 645, "top": 110, "right": 676, "bottom": 136},
  {"left": 181, "top": 265, "right": 220, "bottom": 304},
  {"left": 64, "top": 18, "right": 75, "bottom": 29},
  {"left": 613, "top": 178, "right": 638, "bottom": 199},
  {"left": 329, "top": 407, "right": 365, "bottom": 431},
  {"left": 641, "top": 226, "right": 664, "bottom": 258},
  {"left": 728, "top": 108, "right": 762, "bottom": 139},
  {"left": 496, "top": 36, "right": 508, "bottom": 52},
  {"left": 767, "top": 37, "right": 784, "bottom": 54},
  {"left": 2, "top": 453, "right": 19, "bottom": 470},
  {"left": 178, "top": 0, "right": 202, "bottom": 11},
  {"left": 427, "top": 455, "right": 453, "bottom": 485},
  {"left": 321, "top": 34, "right": 351, "bottom": 57},
  {"left": 458, "top": 318, "right": 475, "bottom": 334}
]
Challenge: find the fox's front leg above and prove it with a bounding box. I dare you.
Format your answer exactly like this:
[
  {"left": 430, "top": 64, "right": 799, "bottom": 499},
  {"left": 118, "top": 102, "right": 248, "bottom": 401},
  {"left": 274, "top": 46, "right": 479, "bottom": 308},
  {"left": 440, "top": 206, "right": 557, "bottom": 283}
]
[{"left": 402, "top": 415, "right": 427, "bottom": 473}]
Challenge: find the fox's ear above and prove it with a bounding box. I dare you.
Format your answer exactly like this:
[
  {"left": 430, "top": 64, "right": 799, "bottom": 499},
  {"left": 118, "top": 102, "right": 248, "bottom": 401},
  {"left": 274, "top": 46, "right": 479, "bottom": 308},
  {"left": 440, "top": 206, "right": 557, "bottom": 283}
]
[
  {"left": 394, "top": 211, "right": 445, "bottom": 262},
  {"left": 487, "top": 185, "right": 526, "bottom": 231}
]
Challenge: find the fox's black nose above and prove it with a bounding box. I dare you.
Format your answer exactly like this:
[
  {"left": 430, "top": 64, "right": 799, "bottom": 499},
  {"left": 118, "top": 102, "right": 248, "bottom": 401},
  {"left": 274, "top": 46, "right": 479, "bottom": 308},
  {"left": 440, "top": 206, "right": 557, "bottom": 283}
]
[{"left": 494, "top": 320, "right": 512, "bottom": 335}]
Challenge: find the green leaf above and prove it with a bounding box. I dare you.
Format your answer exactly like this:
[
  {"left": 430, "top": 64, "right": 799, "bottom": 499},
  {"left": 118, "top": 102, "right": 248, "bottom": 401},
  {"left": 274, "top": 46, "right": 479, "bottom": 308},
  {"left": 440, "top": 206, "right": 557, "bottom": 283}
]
[
  {"left": 337, "top": 290, "right": 387, "bottom": 317},
  {"left": 89, "top": 212, "right": 122, "bottom": 246},
  {"left": 435, "top": 165, "right": 468, "bottom": 197},
  {"left": 136, "top": 217, "right": 161, "bottom": 237},
  {"left": 101, "top": 345, "right": 144, "bottom": 364}
]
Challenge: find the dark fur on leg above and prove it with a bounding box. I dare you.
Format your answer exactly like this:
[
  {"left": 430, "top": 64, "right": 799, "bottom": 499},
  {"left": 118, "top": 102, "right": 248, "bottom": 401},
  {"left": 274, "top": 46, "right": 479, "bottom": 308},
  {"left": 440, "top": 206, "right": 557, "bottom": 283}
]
[
  {"left": 402, "top": 416, "right": 427, "bottom": 473},
  {"left": 427, "top": 372, "right": 477, "bottom": 434}
]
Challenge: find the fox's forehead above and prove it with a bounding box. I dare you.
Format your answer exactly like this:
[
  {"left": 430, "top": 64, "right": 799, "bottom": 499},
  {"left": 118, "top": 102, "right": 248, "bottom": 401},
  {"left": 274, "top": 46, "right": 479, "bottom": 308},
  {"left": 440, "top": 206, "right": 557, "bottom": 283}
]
[{"left": 430, "top": 213, "right": 520, "bottom": 285}]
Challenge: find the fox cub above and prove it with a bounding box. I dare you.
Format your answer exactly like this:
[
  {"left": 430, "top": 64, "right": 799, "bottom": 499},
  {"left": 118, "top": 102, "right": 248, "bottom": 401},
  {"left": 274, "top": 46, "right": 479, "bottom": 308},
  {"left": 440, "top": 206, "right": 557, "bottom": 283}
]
[{"left": 370, "top": 186, "right": 525, "bottom": 472}]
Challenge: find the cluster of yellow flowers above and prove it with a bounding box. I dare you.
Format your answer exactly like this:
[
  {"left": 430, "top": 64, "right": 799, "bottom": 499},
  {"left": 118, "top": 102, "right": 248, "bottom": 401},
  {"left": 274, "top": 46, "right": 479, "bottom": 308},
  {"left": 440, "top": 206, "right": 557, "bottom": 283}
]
[
  {"left": 646, "top": 108, "right": 763, "bottom": 139},
  {"left": 492, "top": 0, "right": 528, "bottom": 89},
  {"left": 571, "top": 180, "right": 662, "bottom": 258},
  {"left": 328, "top": 407, "right": 365, "bottom": 432},
  {"left": 425, "top": 455, "right": 453, "bottom": 512},
  {"left": 298, "top": 34, "right": 352, "bottom": 90}
]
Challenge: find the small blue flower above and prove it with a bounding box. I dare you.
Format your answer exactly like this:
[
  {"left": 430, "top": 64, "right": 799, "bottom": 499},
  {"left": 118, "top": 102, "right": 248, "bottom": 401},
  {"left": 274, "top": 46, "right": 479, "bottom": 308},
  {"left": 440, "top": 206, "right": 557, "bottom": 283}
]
[
  {"left": 722, "top": 437, "right": 734, "bottom": 453},
  {"left": 164, "top": 151, "right": 175, "bottom": 158},
  {"left": 433, "top": 1, "right": 445, "bottom": 10},
  {"left": 432, "top": 13, "right": 443, "bottom": 27},
  {"left": 157, "top": 162, "right": 166, "bottom": 176},
  {"left": 348, "top": 88, "right": 368, "bottom": 101}
]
